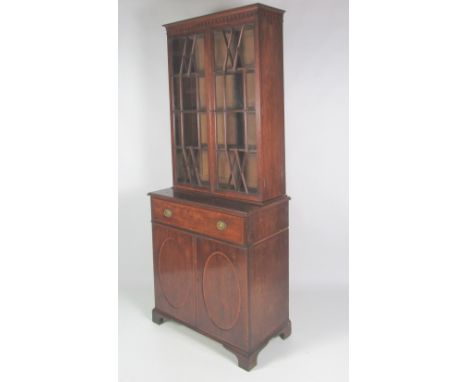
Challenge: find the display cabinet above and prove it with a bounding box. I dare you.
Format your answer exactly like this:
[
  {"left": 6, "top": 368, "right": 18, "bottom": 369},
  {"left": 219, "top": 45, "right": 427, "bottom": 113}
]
[
  {"left": 149, "top": 4, "right": 290, "bottom": 370},
  {"left": 167, "top": 3, "right": 285, "bottom": 203}
]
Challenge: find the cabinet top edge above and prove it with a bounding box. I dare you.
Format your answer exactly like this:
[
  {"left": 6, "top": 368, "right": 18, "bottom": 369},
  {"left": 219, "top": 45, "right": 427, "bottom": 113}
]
[{"left": 163, "top": 3, "right": 285, "bottom": 34}]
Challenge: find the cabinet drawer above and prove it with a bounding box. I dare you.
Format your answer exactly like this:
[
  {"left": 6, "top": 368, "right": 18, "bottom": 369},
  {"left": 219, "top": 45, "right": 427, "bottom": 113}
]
[{"left": 151, "top": 198, "right": 246, "bottom": 245}]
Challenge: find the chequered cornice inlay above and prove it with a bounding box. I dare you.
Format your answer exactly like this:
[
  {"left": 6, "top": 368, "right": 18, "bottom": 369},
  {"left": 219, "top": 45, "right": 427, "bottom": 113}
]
[{"left": 166, "top": 11, "right": 257, "bottom": 35}]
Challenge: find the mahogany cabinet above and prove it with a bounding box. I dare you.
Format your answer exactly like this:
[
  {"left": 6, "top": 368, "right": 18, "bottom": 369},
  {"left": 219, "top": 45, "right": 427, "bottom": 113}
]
[{"left": 149, "top": 4, "right": 290, "bottom": 370}]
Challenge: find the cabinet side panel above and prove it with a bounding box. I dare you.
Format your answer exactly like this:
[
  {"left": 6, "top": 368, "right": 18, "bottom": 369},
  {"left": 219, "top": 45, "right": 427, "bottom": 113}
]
[
  {"left": 248, "top": 198, "right": 289, "bottom": 243},
  {"left": 250, "top": 230, "right": 289, "bottom": 348},
  {"left": 258, "top": 13, "right": 286, "bottom": 200}
]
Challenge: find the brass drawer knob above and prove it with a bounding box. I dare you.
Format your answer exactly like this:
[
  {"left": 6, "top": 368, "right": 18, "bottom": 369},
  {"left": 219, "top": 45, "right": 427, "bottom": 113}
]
[
  {"left": 216, "top": 220, "right": 227, "bottom": 231},
  {"left": 163, "top": 208, "right": 173, "bottom": 218}
]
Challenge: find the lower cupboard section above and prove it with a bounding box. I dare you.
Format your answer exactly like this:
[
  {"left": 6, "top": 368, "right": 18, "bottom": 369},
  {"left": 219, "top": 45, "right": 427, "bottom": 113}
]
[
  {"left": 153, "top": 224, "right": 249, "bottom": 350},
  {"left": 153, "top": 222, "right": 290, "bottom": 360}
]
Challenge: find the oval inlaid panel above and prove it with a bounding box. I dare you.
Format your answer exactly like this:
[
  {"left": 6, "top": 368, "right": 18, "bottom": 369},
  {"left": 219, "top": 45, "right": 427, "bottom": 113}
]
[
  {"left": 202, "top": 252, "right": 241, "bottom": 330},
  {"left": 158, "top": 237, "right": 191, "bottom": 309}
]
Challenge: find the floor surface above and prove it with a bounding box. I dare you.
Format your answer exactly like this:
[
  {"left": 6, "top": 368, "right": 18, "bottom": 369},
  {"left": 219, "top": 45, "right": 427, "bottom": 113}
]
[{"left": 119, "top": 284, "right": 348, "bottom": 381}]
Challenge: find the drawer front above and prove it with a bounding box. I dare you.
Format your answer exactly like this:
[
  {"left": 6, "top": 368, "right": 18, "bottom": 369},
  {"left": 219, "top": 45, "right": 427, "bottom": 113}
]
[{"left": 151, "top": 198, "right": 246, "bottom": 245}]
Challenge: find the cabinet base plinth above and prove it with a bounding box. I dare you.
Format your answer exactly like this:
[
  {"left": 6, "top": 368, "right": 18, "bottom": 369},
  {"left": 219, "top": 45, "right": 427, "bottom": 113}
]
[
  {"left": 152, "top": 307, "right": 291, "bottom": 370},
  {"left": 279, "top": 319, "right": 292, "bottom": 339},
  {"left": 223, "top": 345, "right": 259, "bottom": 371},
  {"left": 224, "top": 319, "right": 292, "bottom": 371},
  {"left": 152, "top": 308, "right": 168, "bottom": 325}
]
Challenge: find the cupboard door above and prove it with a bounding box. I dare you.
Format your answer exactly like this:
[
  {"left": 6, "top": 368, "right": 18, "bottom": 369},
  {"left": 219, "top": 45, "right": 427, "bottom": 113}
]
[
  {"left": 152, "top": 224, "right": 196, "bottom": 325},
  {"left": 213, "top": 24, "right": 259, "bottom": 196},
  {"left": 169, "top": 34, "right": 210, "bottom": 189},
  {"left": 196, "top": 238, "right": 249, "bottom": 350}
]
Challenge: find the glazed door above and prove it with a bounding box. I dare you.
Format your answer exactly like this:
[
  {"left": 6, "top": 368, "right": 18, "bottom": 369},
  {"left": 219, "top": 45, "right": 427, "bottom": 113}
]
[
  {"left": 212, "top": 24, "right": 259, "bottom": 195},
  {"left": 152, "top": 224, "right": 196, "bottom": 325},
  {"left": 168, "top": 24, "right": 262, "bottom": 201},
  {"left": 169, "top": 33, "right": 210, "bottom": 189},
  {"left": 196, "top": 238, "right": 249, "bottom": 350}
]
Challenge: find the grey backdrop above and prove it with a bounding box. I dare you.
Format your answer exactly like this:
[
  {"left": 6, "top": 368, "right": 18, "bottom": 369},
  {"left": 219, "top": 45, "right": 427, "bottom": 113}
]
[{"left": 119, "top": 0, "right": 348, "bottom": 289}]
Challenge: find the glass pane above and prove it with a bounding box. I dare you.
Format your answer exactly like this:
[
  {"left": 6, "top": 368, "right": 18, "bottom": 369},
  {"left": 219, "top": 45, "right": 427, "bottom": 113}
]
[
  {"left": 174, "top": 113, "right": 181, "bottom": 146},
  {"left": 175, "top": 148, "right": 187, "bottom": 183},
  {"left": 246, "top": 153, "right": 258, "bottom": 191},
  {"left": 175, "top": 146, "right": 209, "bottom": 187},
  {"left": 216, "top": 112, "right": 224, "bottom": 146},
  {"left": 171, "top": 33, "right": 208, "bottom": 189},
  {"left": 172, "top": 35, "right": 205, "bottom": 74},
  {"left": 246, "top": 72, "right": 255, "bottom": 109},
  {"left": 247, "top": 113, "right": 256, "bottom": 148},
  {"left": 213, "top": 26, "right": 255, "bottom": 71},
  {"left": 194, "top": 36, "right": 205, "bottom": 73},
  {"left": 172, "top": 39, "right": 184, "bottom": 73},
  {"left": 171, "top": 34, "right": 205, "bottom": 112},
  {"left": 239, "top": 27, "right": 255, "bottom": 68},
  {"left": 182, "top": 76, "right": 197, "bottom": 110},
  {"left": 216, "top": 74, "right": 244, "bottom": 109},
  {"left": 214, "top": 30, "right": 227, "bottom": 72},
  {"left": 174, "top": 76, "right": 206, "bottom": 111},
  {"left": 199, "top": 149, "right": 209, "bottom": 183},
  {"left": 200, "top": 114, "right": 208, "bottom": 147},
  {"left": 216, "top": 112, "right": 245, "bottom": 148},
  {"left": 214, "top": 24, "right": 257, "bottom": 194},
  {"left": 217, "top": 151, "right": 231, "bottom": 188},
  {"left": 216, "top": 150, "right": 257, "bottom": 193},
  {"left": 183, "top": 114, "right": 198, "bottom": 147},
  {"left": 198, "top": 77, "right": 206, "bottom": 110},
  {"left": 173, "top": 76, "right": 180, "bottom": 110}
]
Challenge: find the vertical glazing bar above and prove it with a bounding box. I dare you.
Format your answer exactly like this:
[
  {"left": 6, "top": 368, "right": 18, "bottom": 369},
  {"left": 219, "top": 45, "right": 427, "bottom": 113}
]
[
  {"left": 222, "top": 32, "right": 231, "bottom": 189},
  {"left": 242, "top": 68, "right": 248, "bottom": 152},
  {"left": 242, "top": 64, "right": 249, "bottom": 192},
  {"left": 186, "top": 36, "right": 200, "bottom": 185},
  {"left": 236, "top": 25, "right": 248, "bottom": 192},
  {"left": 223, "top": 67, "right": 233, "bottom": 189},
  {"left": 253, "top": 21, "right": 262, "bottom": 196},
  {"left": 179, "top": 37, "right": 192, "bottom": 183},
  {"left": 224, "top": 75, "right": 238, "bottom": 190},
  {"left": 195, "top": 73, "right": 201, "bottom": 150},
  {"left": 205, "top": 29, "right": 216, "bottom": 192},
  {"left": 194, "top": 47, "right": 202, "bottom": 185},
  {"left": 223, "top": 75, "right": 228, "bottom": 148}
]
